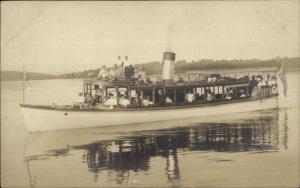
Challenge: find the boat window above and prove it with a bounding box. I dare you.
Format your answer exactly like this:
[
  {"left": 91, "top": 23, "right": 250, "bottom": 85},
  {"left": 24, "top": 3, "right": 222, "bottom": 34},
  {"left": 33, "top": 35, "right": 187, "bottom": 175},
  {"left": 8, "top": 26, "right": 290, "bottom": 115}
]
[
  {"left": 214, "top": 86, "right": 219, "bottom": 94},
  {"left": 85, "top": 84, "right": 94, "bottom": 96},
  {"left": 214, "top": 85, "right": 224, "bottom": 100},
  {"left": 219, "top": 86, "right": 223, "bottom": 94},
  {"left": 130, "top": 90, "right": 136, "bottom": 97},
  {"left": 196, "top": 87, "right": 202, "bottom": 95},
  {"left": 138, "top": 89, "right": 154, "bottom": 106},
  {"left": 130, "top": 89, "right": 154, "bottom": 106},
  {"left": 195, "top": 87, "right": 205, "bottom": 102}
]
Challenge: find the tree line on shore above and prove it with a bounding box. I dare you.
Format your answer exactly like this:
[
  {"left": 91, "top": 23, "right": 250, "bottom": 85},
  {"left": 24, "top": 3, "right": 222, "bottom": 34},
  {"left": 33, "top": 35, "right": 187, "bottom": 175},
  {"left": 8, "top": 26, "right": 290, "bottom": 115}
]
[{"left": 2, "top": 57, "right": 299, "bottom": 81}]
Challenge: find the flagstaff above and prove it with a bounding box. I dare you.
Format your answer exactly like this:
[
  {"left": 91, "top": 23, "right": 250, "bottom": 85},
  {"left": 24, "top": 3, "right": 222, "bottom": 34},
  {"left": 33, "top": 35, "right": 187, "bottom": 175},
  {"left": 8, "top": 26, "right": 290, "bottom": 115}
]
[{"left": 22, "top": 65, "right": 25, "bottom": 104}]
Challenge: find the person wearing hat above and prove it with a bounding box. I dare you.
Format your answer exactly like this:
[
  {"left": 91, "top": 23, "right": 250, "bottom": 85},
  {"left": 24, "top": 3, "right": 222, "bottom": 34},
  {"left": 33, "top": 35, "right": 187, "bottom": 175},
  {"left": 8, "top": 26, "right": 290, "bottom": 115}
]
[
  {"left": 249, "top": 75, "right": 258, "bottom": 96},
  {"left": 138, "top": 68, "right": 146, "bottom": 83},
  {"left": 133, "top": 68, "right": 139, "bottom": 80},
  {"left": 98, "top": 65, "right": 109, "bottom": 79},
  {"left": 108, "top": 65, "right": 117, "bottom": 80},
  {"left": 186, "top": 91, "right": 195, "bottom": 103}
]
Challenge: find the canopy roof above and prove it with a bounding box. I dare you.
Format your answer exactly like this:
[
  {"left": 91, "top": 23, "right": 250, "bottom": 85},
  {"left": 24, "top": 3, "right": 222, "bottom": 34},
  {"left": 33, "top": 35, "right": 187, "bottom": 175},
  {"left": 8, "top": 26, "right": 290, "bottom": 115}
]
[
  {"left": 83, "top": 78, "right": 249, "bottom": 88},
  {"left": 183, "top": 67, "right": 278, "bottom": 75}
]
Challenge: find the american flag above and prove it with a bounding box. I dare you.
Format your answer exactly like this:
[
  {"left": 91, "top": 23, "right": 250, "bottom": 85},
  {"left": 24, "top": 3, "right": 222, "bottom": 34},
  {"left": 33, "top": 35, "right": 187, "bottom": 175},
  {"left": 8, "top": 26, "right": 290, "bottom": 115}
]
[
  {"left": 22, "top": 65, "right": 29, "bottom": 104},
  {"left": 278, "top": 62, "right": 288, "bottom": 97}
]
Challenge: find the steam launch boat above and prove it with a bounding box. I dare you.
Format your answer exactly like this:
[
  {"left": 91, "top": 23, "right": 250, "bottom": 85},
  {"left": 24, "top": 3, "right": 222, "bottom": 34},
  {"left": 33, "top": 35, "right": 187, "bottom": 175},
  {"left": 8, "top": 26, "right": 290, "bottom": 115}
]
[{"left": 20, "top": 52, "right": 282, "bottom": 132}]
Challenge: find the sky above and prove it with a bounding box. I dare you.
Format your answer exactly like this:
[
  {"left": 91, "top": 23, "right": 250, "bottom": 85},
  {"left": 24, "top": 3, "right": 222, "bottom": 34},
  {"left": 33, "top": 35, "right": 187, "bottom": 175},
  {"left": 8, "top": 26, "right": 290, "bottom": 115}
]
[{"left": 1, "top": 1, "right": 299, "bottom": 74}]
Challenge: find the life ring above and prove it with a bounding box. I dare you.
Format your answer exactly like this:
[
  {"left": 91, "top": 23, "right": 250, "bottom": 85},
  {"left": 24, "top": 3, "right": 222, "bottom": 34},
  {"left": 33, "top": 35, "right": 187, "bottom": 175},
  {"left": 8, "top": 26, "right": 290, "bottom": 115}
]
[{"left": 271, "top": 85, "right": 277, "bottom": 94}]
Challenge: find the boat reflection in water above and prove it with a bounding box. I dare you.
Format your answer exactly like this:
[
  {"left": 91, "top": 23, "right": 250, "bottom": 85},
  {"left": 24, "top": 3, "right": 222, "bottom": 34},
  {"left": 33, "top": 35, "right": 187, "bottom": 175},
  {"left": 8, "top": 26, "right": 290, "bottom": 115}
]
[{"left": 24, "top": 109, "right": 288, "bottom": 186}]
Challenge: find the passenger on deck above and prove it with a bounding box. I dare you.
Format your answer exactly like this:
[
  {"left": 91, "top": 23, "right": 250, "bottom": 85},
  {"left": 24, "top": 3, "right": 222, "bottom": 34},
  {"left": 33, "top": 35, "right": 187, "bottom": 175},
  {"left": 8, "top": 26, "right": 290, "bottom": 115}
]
[
  {"left": 95, "top": 88, "right": 102, "bottom": 103},
  {"left": 89, "top": 96, "right": 97, "bottom": 109},
  {"left": 270, "top": 75, "right": 277, "bottom": 86},
  {"left": 165, "top": 96, "right": 173, "bottom": 104},
  {"left": 142, "top": 96, "right": 153, "bottom": 107},
  {"left": 133, "top": 68, "right": 139, "bottom": 80},
  {"left": 119, "top": 96, "right": 130, "bottom": 107},
  {"left": 256, "top": 76, "right": 264, "bottom": 98},
  {"left": 138, "top": 68, "right": 146, "bottom": 83},
  {"left": 225, "top": 88, "right": 233, "bottom": 100},
  {"left": 249, "top": 75, "right": 258, "bottom": 95},
  {"left": 136, "top": 92, "right": 143, "bottom": 106},
  {"left": 109, "top": 66, "right": 117, "bottom": 80},
  {"left": 104, "top": 93, "right": 117, "bottom": 109},
  {"left": 147, "top": 96, "right": 154, "bottom": 106},
  {"left": 124, "top": 66, "right": 130, "bottom": 79},
  {"left": 186, "top": 91, "right": 195, "bottom": 103},
  {"left": 266, "top": 74, "right": 273, "bottom": 96},
  {"left": 129, "top": 65, "right": 135, "bottom": 78},
  {"left": 142, "top": 98, "right": 149, "bottom": 107},
  {"left": 266, "top": 74, "right": 271, "bottom": 85},
  {"left": 158, "top": 90, "right": 165, "bottom": 106},
  {"left": 98, "top": 66, "right": 109, "bottom": 79},
  {"left": 195, "top": 92, "right": 201, "bottom": 101},
  {"left": 257, "top": 75, "right": 266, "bottom": 86},
  {"left": 115, "top": 63, "right": 123, "bottom": 78},
  {"left": 206, "top": 90, "right": 213, "bottom": 101}
]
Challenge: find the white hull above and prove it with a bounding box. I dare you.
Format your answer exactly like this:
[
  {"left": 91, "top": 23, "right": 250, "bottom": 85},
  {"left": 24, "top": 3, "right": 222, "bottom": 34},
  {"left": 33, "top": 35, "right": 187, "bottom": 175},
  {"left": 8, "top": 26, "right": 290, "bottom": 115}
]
[{"left": 21, "top": 97, "right": 278, "bottom": 132}]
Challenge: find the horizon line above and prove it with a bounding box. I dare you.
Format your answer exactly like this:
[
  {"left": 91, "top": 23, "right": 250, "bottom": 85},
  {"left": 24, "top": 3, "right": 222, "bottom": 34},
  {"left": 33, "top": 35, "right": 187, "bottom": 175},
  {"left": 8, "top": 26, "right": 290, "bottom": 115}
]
[{"left": 2, "top": 55, "right": 299, "bottom": 75}]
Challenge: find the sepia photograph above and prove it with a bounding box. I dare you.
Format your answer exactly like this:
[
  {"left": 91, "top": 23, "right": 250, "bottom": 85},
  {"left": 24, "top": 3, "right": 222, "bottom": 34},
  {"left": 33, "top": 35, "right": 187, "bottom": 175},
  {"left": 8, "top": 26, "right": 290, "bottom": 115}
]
[{"left": 1, "top": 1, "right": 299, "bottom": 187}]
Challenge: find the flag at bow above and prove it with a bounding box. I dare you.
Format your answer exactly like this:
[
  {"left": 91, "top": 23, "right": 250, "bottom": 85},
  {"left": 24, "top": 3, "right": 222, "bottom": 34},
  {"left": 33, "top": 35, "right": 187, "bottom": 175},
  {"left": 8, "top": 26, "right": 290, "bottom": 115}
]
[
  {"left": 278, "top": 62, "right": 288, "bottom": 97},
  {"left": 23, "top": 65, "right": 29, "bottom": 88},
  {"left": 22, "top": 65, "right": 29, "bottom": 104}
]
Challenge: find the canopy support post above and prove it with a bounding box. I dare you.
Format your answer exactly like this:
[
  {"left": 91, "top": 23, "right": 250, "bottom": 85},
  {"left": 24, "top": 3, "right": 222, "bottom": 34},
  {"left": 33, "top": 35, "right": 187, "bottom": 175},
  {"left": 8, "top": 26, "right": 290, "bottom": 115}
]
[
  {"left": 174, "top": 88, "right": 176, "bottom": 103},
  {"left": 116, "top": 86, "right": 119, "bottom": 105},
  {"left": 22, "top": 65, "right": 25, "bottom": 104},
  {"left": 152, "top": 86, "right": 155, "bottom": 104}
]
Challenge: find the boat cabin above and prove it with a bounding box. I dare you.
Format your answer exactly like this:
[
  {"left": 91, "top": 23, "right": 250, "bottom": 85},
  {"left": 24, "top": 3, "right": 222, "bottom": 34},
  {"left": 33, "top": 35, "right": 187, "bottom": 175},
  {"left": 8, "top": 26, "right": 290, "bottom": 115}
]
[{"left": 80, "top": 67, "right": 278, "bottom": 109}]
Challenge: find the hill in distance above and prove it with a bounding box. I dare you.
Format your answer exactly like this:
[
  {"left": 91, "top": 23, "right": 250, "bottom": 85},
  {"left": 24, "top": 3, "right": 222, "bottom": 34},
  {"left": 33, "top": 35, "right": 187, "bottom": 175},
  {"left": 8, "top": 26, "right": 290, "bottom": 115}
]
[
  {"left": 1, "top": 71, "right": 56, "bottom": 81},
  {"left": 1, "top": 56, "right": 299, "bottom": 81}
]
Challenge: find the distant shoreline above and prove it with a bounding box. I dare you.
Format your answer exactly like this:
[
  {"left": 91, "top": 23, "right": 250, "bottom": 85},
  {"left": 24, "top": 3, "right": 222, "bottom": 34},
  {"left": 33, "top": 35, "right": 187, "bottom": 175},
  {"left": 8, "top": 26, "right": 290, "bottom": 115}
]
[
  {"left": 1, "top": 67, "right": 299, "bottom": 82},
  {"left": 2, "top": 57, "right": 299, "bottom": 81}
]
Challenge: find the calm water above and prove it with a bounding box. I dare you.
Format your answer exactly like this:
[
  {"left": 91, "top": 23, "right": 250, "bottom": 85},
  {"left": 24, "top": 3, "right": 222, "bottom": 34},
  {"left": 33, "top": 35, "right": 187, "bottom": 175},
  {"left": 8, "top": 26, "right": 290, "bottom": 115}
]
[{"left": 1, "top": 71, "right": 300, "bottom": 187}]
